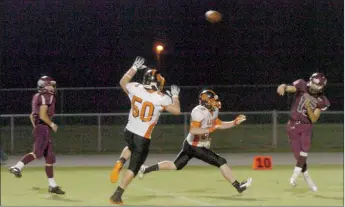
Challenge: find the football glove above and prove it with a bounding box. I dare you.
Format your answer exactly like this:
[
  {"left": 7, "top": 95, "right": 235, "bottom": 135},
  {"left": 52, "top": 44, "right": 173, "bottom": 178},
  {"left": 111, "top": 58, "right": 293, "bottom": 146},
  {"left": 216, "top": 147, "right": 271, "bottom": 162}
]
[
  {"left": 132, "top": 56, "right": 146, "bottom": 71},
  {"left": 234, "top": 115, "right": 246, "bottom": 125},
  {"left": 170, "top": 85, "right": 180, "bottom": 98}
]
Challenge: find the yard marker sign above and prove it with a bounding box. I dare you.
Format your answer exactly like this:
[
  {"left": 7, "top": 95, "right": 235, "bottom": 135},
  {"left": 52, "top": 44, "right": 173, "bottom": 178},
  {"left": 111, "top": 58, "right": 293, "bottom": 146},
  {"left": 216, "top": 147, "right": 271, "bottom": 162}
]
[{"left": 252, "top": 156, "right": 272, "bottom": 170}]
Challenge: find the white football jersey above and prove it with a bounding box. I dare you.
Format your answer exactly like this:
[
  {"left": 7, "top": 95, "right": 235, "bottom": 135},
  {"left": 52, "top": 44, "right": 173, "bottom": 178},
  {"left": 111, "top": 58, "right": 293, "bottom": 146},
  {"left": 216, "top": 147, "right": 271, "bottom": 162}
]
[
  {"left": 185, "top": 105, "right": 220, "bottom": 148},
  {"left": 125, "top": 82, "right": 172, "bottom": 139}
]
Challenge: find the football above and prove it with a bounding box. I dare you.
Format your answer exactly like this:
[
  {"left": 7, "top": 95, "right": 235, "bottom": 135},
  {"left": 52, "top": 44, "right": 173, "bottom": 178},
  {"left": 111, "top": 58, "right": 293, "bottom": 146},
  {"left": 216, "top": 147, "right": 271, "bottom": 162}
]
[{"left": 205, "top": 10, "right": 222, "bottom": 23}]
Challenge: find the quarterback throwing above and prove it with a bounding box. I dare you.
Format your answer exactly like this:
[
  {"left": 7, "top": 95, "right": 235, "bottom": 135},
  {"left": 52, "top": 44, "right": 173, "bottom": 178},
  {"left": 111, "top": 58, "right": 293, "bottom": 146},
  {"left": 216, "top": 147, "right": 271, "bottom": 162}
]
[{"left": 277, "top": 73, "right": 330, "bottom": 191}]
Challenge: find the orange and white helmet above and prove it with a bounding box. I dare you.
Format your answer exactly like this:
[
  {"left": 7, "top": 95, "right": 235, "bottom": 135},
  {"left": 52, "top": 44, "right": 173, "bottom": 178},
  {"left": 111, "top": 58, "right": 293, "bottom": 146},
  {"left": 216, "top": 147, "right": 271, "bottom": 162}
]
[{"left": 199, "top": 90, "right": 221, "bottom": 111}]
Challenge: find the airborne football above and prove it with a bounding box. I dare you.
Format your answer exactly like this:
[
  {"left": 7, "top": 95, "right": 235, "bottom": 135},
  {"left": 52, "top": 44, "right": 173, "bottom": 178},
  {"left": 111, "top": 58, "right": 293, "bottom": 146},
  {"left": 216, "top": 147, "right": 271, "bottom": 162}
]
[{"left": 205, "top": 10, "right": 222, "bottom": 23}]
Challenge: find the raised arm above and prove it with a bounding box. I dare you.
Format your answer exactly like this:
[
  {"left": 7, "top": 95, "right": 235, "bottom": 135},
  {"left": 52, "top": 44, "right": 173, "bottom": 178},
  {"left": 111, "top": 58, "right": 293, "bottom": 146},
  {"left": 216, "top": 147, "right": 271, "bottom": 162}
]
[
  {"left": 119, "top": 57, "right": 145, "bottom": 94},
  {"left": 164, "top": 85, "right": 181, "bottom": 115},
  {"left": 277, "top": 84, "right": 297, "bottom": 96}
]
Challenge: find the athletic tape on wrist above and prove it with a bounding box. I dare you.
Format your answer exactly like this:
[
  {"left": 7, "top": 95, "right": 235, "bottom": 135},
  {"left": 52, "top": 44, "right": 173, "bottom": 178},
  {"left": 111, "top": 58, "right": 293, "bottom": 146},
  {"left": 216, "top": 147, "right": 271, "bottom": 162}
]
[{"left": 131, "top": 66, "right": 138, "bottom": 71}]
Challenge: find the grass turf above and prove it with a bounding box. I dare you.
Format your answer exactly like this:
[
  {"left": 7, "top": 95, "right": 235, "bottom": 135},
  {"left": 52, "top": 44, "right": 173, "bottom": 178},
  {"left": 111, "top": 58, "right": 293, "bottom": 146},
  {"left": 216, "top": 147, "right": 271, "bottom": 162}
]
[{"left": 1, "top": 165, "right": 343, "bottom": 206}]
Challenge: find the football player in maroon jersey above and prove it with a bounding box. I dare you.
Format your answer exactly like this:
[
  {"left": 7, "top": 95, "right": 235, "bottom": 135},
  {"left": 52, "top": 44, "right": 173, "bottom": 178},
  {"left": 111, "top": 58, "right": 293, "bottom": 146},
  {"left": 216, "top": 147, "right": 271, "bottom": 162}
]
[
  {"left": 277, "top": 73, "right": 330, "bottom": 191},
  {"left": 9, "top": 76, "right": 65, "bottom": 195}
]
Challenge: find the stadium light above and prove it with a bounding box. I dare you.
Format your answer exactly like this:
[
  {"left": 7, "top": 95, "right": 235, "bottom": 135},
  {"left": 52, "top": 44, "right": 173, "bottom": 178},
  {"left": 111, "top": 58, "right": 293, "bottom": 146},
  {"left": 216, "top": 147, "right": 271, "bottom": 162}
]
[{"left": 156, "top": 45, "right": 164, "bottom": 53}]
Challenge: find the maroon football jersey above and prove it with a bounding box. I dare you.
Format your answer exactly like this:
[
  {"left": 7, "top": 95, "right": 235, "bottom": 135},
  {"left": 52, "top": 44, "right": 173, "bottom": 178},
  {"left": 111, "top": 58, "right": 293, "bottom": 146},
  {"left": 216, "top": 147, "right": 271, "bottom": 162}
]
[
  {"left": 289, "top": 79, "right": 330, "bottom": 124},
  {"left": 32, "top": 92, "right": 56, "bottom": 125}
]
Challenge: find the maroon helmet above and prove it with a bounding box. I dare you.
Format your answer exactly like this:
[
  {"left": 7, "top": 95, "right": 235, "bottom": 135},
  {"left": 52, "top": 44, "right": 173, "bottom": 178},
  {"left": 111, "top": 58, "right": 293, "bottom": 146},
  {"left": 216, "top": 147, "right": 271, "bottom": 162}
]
[
  {"left": 307, "top": 73, "right": 327, "bottom": 94},
  {"left": 37, "top": 76, "right": 56, "bottom": 94}
]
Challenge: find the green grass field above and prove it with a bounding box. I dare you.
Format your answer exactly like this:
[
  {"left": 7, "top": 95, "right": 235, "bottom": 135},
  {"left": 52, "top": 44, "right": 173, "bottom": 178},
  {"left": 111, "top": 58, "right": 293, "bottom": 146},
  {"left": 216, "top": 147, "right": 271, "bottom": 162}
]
[{"left": 1, "top": 165, "right": 343, "bottom": 206}]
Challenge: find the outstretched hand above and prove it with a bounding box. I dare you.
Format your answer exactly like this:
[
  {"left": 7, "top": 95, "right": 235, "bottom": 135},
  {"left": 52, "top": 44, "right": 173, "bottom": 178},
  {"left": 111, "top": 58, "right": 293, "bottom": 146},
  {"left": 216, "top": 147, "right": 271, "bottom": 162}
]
[
  {"left": 234, "top": 115, "right": 246, "bottom": 125},
  {"left": 132, "top": 56, "right": 146, "bottom": 71}
]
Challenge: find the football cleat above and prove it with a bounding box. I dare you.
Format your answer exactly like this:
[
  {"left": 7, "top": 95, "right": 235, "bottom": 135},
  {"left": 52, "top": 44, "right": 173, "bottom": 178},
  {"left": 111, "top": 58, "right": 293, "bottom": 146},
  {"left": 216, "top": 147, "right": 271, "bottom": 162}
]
[
  {"left": 289, "top": 177, "right": 297, "bottom": 187},
  {"left": 48, "top": 186, "right": 65, "bottom": 195},
  {"left": 9, "top": 166, "right": 22, "bottom": 178},
  {"left": 138, "top": 165, "right": 147, "bottom": 180},
  {"left": 110, "top": 194, "right": 123, "bottom": 205},
  {"left": 303, "top": 173, "right": 318, "bottom": 192},
  {"left": 110, "top": 161, "right": 123, "bottom": 183},
  {"left": 237, "top": 177, "right": 252, "bottom": 193}
]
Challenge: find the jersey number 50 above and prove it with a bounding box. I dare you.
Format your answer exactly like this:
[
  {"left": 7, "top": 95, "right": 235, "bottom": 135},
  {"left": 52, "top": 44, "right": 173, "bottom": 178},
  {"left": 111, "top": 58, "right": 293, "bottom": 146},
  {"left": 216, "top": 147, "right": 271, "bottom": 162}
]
[{"left": 131, "top": 96, "right": 155, "bottom": 122}]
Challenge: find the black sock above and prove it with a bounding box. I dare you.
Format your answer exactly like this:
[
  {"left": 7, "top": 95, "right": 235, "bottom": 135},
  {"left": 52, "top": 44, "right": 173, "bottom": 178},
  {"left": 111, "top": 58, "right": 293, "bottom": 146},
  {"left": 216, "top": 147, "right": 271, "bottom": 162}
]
[
  {"left": 302, "top": 163, "right": 307, "bottom": 173},
  {"left": 296, "top": 155, "right": 307, "bottom": 168},
  {"left": 144, "top": 164, "right": 159, "bottom": 174},
  {"left": 119, "top": 157, "right": 127, "bottom": 165},
  {"left": 114, "top": 186, "right": 124, "bottom": 197},
  {"left": 232, "top": 180, "right": 240, "bottom": 189}
]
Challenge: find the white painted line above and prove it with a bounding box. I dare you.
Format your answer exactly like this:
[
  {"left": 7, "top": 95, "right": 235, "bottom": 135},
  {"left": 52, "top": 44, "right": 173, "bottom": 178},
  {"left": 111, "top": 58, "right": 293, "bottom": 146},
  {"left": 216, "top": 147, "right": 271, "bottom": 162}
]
[{"left": 134, "top": 185, "right": 214, "bottom": 206}]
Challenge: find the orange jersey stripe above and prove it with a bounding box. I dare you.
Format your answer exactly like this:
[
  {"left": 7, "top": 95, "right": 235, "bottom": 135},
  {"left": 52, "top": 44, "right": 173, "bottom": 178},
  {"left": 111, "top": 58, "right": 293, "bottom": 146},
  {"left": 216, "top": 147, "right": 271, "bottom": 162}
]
[
  {"left": 215, "top": 118, "right": 222, "bottom": 125},
  {"left": 190, "top": 121, "right": 202, "bottom": 128},
  {"left": 144, "top": 122, "right": 157, "bottom": 139}
]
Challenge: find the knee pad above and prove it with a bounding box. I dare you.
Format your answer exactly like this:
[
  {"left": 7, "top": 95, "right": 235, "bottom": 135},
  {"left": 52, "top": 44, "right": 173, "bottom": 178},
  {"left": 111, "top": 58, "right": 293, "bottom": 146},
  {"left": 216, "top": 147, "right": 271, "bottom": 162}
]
[
  {"left": 128, "top": 164, "right": 140, "bottom": 176},
  {"left": 174, "top": 161, "right": 185, "bottom": 170},
  {"left": 128, "top": 151, "right": 146, "bottom": 176},
  {"left": 300, "top": 151, "right": 308, "bottom": 157}
]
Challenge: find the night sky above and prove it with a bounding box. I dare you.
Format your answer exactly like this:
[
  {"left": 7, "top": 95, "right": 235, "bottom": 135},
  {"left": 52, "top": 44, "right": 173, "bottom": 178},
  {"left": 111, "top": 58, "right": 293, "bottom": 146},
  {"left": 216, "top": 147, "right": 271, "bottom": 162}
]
[{"left": 1, "top": 0, "right": 343, "bottom": 113}]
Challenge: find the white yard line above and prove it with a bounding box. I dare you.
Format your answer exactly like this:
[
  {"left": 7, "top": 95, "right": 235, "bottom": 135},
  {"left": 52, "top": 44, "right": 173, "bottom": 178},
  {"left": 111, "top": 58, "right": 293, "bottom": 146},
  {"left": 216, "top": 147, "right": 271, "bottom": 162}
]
[{"left": 133, "top": 184, "right": 214, "bottom": 206}]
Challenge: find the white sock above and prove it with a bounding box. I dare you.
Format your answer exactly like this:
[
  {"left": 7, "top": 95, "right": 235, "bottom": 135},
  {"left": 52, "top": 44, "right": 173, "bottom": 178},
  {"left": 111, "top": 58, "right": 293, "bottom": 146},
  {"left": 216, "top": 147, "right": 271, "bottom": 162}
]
[
  {"left": 48, "top": 178, "right": 57, "bottom": 187},
  {"left": 14, "top": 161, "right": 25, "bottom": 171},
  {"left": 290, "top": 166, "right": 302, "bottom": 181},
  {"left": 303, "top": 171, "right": 317, "bottom": 191}
]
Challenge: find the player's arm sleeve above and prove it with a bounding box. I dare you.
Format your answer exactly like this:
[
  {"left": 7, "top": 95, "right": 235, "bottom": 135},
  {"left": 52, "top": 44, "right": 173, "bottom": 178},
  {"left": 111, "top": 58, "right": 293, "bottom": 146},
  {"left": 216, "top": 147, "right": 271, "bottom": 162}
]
[
  {"left": 161, "top": 95, "right": 173, "bottom": 110},
  {"left": 40, "top": 94, "right": 54, "bottom": 106},
  {"left": 125, "top": 82, "right": 137, "bottom": 96},
  {"left": 39, "top": 94, "right": 47, "bottom": 105},
  {"left": 215, "top": 118, "right": 222, "bottom": 125},
  {"left": 292, "top": 79, "right": 308, "bottom": 93},
  {"left": 189, "top": 110, "right": 216, "bottom": 135},
  {"left": 190, "top": 110, "right": 204, "bottom": 128}
]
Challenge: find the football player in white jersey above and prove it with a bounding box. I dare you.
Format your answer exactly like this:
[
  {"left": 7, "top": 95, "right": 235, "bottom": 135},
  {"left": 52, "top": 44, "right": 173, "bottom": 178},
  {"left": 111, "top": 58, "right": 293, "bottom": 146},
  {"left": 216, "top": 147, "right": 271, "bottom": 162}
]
[
  {"left": 109, "top": 57, "right": 181, "bottom": 205},
  {"left": 138, "top": 90, "right": 253, "bottom": 193}
]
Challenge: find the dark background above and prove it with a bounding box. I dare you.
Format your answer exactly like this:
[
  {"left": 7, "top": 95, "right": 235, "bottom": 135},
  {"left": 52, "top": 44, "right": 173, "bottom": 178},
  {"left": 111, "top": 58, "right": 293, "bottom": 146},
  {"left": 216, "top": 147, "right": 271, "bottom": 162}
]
[{"left": 1, "top": 0, "right": 343, "bottom": 113}]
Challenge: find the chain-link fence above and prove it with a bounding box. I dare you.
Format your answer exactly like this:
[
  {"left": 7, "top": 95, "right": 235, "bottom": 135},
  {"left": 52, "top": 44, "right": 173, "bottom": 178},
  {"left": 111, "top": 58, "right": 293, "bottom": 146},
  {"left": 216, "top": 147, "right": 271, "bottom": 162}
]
[
  {"left": 1, "top": 85, "right": 343, "bottom": 114},
  {"left": 0, "top": 111, "right": 343, "bottom": 154}
]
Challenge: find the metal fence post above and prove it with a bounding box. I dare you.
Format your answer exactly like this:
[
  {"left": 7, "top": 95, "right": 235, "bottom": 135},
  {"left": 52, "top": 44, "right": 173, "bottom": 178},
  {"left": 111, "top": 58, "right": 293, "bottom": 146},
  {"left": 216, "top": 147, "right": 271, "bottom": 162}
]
[
  {"left": 60, "top": 90, "right": 64, "bottom": 113},
  {"left": 97, "top": 115, "right": 102, "bottom": 152},
  {"left": 184, "top": 113, "right": 188, "bottom": 138},
  {"left": 272, "top": 110, "right": 278, "bottom": 147},
  {"left": 10, "top": 116, "right": 14, "bottom": 153}
]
